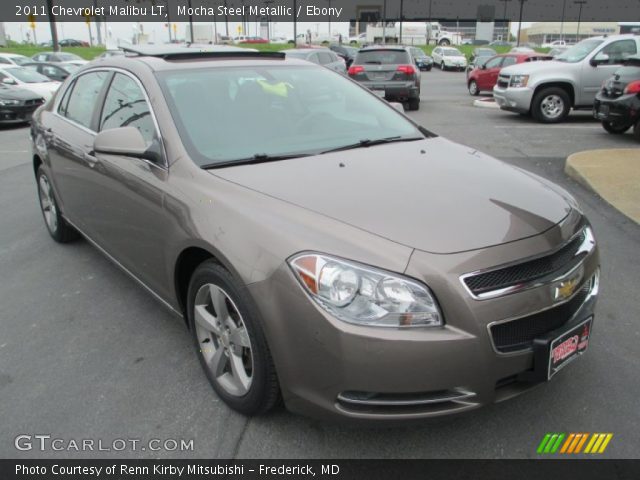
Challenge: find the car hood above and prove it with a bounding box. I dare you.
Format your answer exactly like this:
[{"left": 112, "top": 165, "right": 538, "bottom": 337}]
[
  {"left": 501, "top": 59, "right": 571, "bottom": 76},
  {"left": 20, "top": 82, "right": 59, "bottom": 99},
  {"left": 211, "top": 138, "right": 572, "bottom": 254},
  {"left": 0, "top": 85, "right": 41, "bottom": 101}
]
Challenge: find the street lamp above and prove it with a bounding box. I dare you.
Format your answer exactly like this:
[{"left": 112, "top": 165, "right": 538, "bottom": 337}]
[
  {"left": 559, "top": 0, "right": 567, "bottom": 41},
  {"left": 499, "top": 0, "right": 512, "bottom": 42},
  {"left": 574, "top": 0, "right": 587, "bottom": 41},
  {"left": 516, "top": 0, "right": 526, "bottom": 47}
]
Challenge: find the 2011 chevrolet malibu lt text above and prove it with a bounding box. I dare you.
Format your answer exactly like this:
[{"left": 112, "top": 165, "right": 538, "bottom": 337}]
[{"left": 30, "top": 46, "right": 600, "bottom": 422}]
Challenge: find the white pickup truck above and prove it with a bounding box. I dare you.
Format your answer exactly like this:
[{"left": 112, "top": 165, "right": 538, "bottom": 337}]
[{"left": 493, "top": 35, "right": 640, "bottom": 123}]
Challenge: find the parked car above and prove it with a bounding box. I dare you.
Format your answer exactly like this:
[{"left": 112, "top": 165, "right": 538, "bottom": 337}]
[
  {"left": 493, "top": 35, "right": 640, "bottom": 123},
  {"left": 466, "top": 47, "right": 497, "bottom": 77},
  {"left": 96, "top": 50, "right": 125, "bottom": 59},
  {"left": 348, "top": 32, "right": 367, "bottom": 45},
  {"left": 348, "top": 46, "right": 421, "bottom": 110},
  {"left": 329, "top": 44, "right": 359, "bottom": 67},
  {"left": 542, "top": 40, "right": 567, "bottom": 49},
  {"left": 489, "top": 40, "right": 512, "bottom": 47},
  {"left": 432, "top": 47, "right": 467, "bottom": 71},
  {"left": 31, "top": 52, "right": 88, "bottom": 66},
  {"left": 467, "top": 52, "right": 551, "bottom": 96},
  {"left": 59, "top": 39, "right": 90, "bottom": 47},
  {"left": 0, "top": 84, "right": 45, "bottom": 124},
  {"left": 0, "top": 66, "right": 60, "bottom": 100},
  {"left": 23, "top": 62, "right": 80, "bottom": 82},
  {"left": 284, "top": 48, "right": 346, "bottom": 74},
  {"left": 548, "top": 46, "right": 569, "bottom": 58},
  {"left": 30, "top": 45, "right": 599, "bottom": 421},
  {"left": 409, "top": 47, "right": 433, "bottom": 71},
  {"left": 0, "top": 53, "right": 31, "bottom": 66},
  {"left": 594, "top": 55, "right": 640, "bottom": 140},
  {"left": 510, "top": 47, "right": 536, "bottom": 53},
  {"left": 240, "top": 37, "right": 268, "bottom": 44}
]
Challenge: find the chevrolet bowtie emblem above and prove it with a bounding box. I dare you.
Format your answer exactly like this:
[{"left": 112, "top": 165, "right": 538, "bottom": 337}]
[{"left": 553, "top": 265, "right": 584, "bottom": 302}]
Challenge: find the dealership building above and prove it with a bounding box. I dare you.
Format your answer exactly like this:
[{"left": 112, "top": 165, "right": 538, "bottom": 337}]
[{"left": 519, "top": 22, "right": 640, "bottom": 45}]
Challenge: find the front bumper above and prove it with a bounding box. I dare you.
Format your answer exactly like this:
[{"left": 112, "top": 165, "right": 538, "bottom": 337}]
[
  {"left": 359, "top": 81, "right": 420, "bottom": 101},
  {"left": 247, "top": 213, "right": 600, "bottom": 422},
  {"left": 493, "top": 86, "right": 534, "bottom": 114},
  {"left": 0, "top": 105, "right": 39, "bottom": 124},
  {"left": 593, "top": 92, "right": 640, "bottom": 125}
]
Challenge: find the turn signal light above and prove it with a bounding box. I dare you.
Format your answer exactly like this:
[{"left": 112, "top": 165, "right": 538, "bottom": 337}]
[
  {"left": 348, "top": 65, "right": 364, "bottom": 76},
  {"left": 396, "top": 65, "right": 416, "bottom": 75},
  {"left": 623, "top": 80, "right": 640, "bottom": 94}
]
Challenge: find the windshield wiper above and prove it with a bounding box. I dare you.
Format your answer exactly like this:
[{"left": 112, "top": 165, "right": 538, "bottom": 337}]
[
  {"left": 320, "top": 136, "right": 423, "bottom": 154},
  {"left": 201, "top": 153, "right": 313, "bottom": 170}
]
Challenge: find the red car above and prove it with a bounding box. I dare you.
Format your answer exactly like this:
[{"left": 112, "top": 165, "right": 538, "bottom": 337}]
[{"left": 467, "top": 52, "right": 551, "bottom": 96}]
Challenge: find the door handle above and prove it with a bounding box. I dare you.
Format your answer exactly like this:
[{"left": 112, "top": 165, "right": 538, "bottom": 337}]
[{"left": 83, "top": 151, "right": 99, "bottom": 167}]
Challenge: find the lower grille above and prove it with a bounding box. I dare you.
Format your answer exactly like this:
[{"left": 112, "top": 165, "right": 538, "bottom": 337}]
[{"left": 490, "top": 279, "right": 592, "bottom": 353}]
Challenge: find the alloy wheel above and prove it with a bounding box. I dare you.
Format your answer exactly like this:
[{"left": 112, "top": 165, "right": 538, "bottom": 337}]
[
  {"left": 38, "top": 175, "right": 58, "bottom": 234},
  {"left": 540, "top": 94, "right": 564, "bottom": 120},
  {"left": 193, "top": 283, "right": 254, "bottom": 397}
]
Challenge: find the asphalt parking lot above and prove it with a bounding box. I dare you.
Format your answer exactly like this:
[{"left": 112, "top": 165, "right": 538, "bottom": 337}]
[{"left": 1, "top": 68, "right": 639, "bottom": 459}]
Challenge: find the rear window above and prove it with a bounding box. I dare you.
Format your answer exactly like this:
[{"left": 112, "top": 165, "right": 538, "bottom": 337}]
[{"left": 355, "top": 50, "right": 411, "bottom": 65}]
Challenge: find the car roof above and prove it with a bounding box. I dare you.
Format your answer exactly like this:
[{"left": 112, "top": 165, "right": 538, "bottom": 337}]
[{"left": 0, "top": 53, "right": 27, "bottom": 58}]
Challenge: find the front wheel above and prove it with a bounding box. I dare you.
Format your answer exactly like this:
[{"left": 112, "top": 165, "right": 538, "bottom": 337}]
[
  {"left": 531, "top": 87, "right": 571, "bottom": 123},
  {"left": 439, "top": 39, "right": 451, "bottom": 46},
  {"left": 37, "top": 166, "right": 79, "bottom": 243},
  {"left": 601, "top": 121, "right": 631, "bottom": 134},
  {"left": 187, "top": 261, "right": 279, "bottom": 415},
  {"left": 468, "top": 80, "right": 479, "bottom": 96}
]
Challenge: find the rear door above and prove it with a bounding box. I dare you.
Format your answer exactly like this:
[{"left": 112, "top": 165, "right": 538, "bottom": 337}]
[
  {"left": 45, "top": 71, "right": 111, "bottom": 229},
  {"left": 477, "top": 55, "right": 504, "bottom": 90},
  {"left": 581, "top": 39, "right": 638, "bottom": 104}
]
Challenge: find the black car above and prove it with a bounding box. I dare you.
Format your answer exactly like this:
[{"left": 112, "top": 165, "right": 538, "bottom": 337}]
[
  {"left": 59, "top": 39, "right": 89, "bottom": 47},
  {"left": 329, "top": 44, "right": 358, "bottom": 67},
  {"left": 23, "top": 62, "right": 80, "bottom": 82},
  {"left": 0, "top": 85, "right": 45, "bottom": 125},
  {"left": 348, "top": 46, "right": 421, "bottom": 110},
  {"left": 594, "top": 56, "right": 640, "bottom": 140},
  {"left": 409, "top": 47, "right": 433, "bottom": 71}
]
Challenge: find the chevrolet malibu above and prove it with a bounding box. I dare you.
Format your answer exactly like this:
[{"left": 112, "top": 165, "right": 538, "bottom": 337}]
[{"left": 31, "top": 46, "right": 599, "bottom": 421}]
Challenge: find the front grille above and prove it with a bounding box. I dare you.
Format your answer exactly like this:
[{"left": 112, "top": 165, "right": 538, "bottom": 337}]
[
  {"left": 490, "top": 280, "right": 591, "bottom": 353},
  {"left": 497, "top": 75, "right": 509, "bottom": 89},
  {"left": 464, "top": 230, "right": 586, "bottom": 296},
  {"left": 25, "top": 98, "right": 44, "bottom": 106}
]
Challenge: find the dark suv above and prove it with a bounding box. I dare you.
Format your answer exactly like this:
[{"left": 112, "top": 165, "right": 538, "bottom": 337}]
[{"left": 348, "top": 46, "right": 421, "bottom": 110}]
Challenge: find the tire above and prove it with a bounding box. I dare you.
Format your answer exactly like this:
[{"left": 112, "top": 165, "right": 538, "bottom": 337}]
[
  {"left": 531, "top": 87, "right": 571, "bottom": 123},
  {"left": 468, "top": 80, "right": 480, "bottom": 96},
  {"left": 187, "top": 260, "right": 279, "bottom": 416},
  {"left": 426, "top": 65, "right": 432, "bottom": 71},
  {"left": 36, "top": 166, "right": 79, "bottom": 243},
  {"left": 601, "top": 121, "right": 631, "bottom": 134},
  {"left": 439, "top": 39, "right": 450, "bottom": 46},
  {"left": 408, "top": 97, "right": 420, "bottom": 111},
  {"left": 634, "top": 120, "right": 640, "bottom": 141},
  {"left": 441, "top": 61, "right": 446, "bottom": 71}
]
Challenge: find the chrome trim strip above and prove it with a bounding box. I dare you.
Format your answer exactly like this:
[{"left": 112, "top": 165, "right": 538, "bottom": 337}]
[
  {"left": 486, "top": 268, "right": 599, "bottom": 356},
  {"left": 63, "top": 216, "right": 183, "bottom": 319},
  {"left": 460, "top": 225, "right": 595, "bottom": 301},
  {"left": 337, "top": 389, "right": 476, "bottom": 406}
]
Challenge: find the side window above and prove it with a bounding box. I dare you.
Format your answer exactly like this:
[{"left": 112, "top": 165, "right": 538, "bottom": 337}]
[
  {"left": 485, "top": 56, "right": 503, "bottom": 69},
  {"left": 43, "top": 66, "right": 60, "bottom": 78},
  {"left": 600, "top": 40, "right": 637, "bottom": 64},
  {"left": 63, "top": 71, "right": 108, "bottom": 129},
  {"left": 57, "top": 82, "right": 74, "bottom": 116},
  {"left": 307, "top": 53, "right": 320, "bottom": 64},
  {"left": 318, "top": 52, "right": 333, "bottom": 65},
  {"left": 501, "top": 56, "right": 517, "bottom": 67},
  {"left": 100, "top": 73, "right": 156, "bottom": 145},
  {"left": 0, "top": 57, "right": 10, "bottom": 64}
]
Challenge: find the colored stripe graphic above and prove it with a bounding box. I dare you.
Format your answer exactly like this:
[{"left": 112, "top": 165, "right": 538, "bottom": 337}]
[
  {"left": 560, "top": 433, "right": 575, "bottom": 453},
  {"left": 598, "top": 434, "right": 613, "bottom": 453},
  {"left": 539, "top": 433, "right": 613, "bottom": 454},
  {"left": 550, "top": 433, "right": 565, "bottom": 453},
  {"left": 537, "top": 434, "right": 552, "bottom": 454}
]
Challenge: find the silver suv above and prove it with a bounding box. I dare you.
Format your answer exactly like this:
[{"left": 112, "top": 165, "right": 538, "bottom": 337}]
[{"left": 493, "top": 35, "right": 640, "bottom": 123}]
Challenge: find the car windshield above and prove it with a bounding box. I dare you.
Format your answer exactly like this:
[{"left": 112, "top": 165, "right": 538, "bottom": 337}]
[
  {"left": 555, "top": 39, "right": 603, "bottom": 63},
  {"left": 10, "top": 56, "right": 30, "bottom": 66},
  {"left": 58, "top": 53, "right": 83, "bottom": 62},
  {"left": 412, "top": 49, "right": 427, "bottom": 58},
  {"left": 156, "top": 65, "right": 424, "bottom": 166},
  {"left": 355, "top": 50, "right": 411, "bottom": 64},
  {"left": 4, "top": 67, "right": 50, "bottom": 83},
  {"left": 443, "top": 49, "right": 462, "bottom": 57}
]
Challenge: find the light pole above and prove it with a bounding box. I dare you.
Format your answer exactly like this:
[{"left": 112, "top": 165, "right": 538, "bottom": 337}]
[
  {"left": 559, "top": 0, "right": 567, "bottom": 41},
  {"left": 45, "top": 0, "right": 60, "bottom": 52},
  {"left": 516, "top": 0, "right": 526, "bottom": 47},
  {"left": 499, "top": 0, "right": 512, "bottom": 42},
  {"left": 382, "top": 0, "right": 387, "bottom": 45},
  {"left": 399, "top": 0, "right": 403, "bottom": 44},
  {"left": 574, "top": 0, "right": 587, "bottom": 41}
]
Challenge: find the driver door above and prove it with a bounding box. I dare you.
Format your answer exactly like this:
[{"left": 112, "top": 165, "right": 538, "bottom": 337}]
[{"left": 581, "top": 39, "right": 638, "bottom": 104}]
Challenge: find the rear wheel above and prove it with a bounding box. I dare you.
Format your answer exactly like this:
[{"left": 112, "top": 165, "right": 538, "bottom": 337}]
[
  {"left": 531, "top": 87, "right": 570, "bottom": 123},
  {"left": 601, "top": 121, "right": 631, "bottom": 134},
  {"left": 408, "top": 97, "right": 420, "bottom": 111},
  {"left": 37, "top": 166, "right": 79, "bottom": 243},
  {"left": 439, "top": 39, "right": 451, "bottom": 46},
  {"left": 468, "top": 80, "right": 479, "bottom": 96},
  {"left": 187, "top": 261, "right": 279, "bottom": 415}
]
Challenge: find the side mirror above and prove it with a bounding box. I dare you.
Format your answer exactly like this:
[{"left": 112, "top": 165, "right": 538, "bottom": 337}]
[
  {"left": 481, "top": 64, "right": 487, "bottom": 70},
  {"left": 2, "top": 77, "right": 17, "bottom": 85},
  {"left": 389, "top": 102, "right": 405, "bottom": 112},
  {"left": 94, "top": 127, "right": 157, "bottom": 161},
  {"left": 590, "top": 52, "right": 609, "bottom": 66}
]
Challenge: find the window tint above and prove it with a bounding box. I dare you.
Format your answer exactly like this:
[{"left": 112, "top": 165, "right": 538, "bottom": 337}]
[
  {"left": 501, "top": 56, "right": 517, "bottom": 67},
  {"left": 63, "top": 71, "right": 108, "bottom": 129},
  {"left": 484, "top": 56, "right": 503, "bottom": 68},
  {"left": 601, "top": 40, "right": 637, "bottom": 64},
  {"left": 355, "top": 50, "right": 410, "bottom": 65},
  {"left": 100, "top": 73, "right": 155, "bottom": 144}
]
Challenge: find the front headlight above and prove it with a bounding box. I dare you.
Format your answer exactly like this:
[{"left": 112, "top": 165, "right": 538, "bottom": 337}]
[
  {"left": 0, "top": 99, "right": 20, "bottom": 106},
  {"left": 509, "top": 75, "right": 529, "bottom": 88},
  {"left": 288, "top": 253, "right": 443, "bottom": 328}
]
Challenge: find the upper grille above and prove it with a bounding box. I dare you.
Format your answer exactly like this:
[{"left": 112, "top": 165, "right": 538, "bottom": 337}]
[
  {"left": 497, "top": 75, "right": 509, "bottom": 89},
  {"left": 490, "top": 280, "right": 591, "bottom": 353},
  {"left": 464, "top": 230, "right": 586, "bottom": 297},
  {"left": 25, "top": 98, "right": 45, "bottom": 106}
]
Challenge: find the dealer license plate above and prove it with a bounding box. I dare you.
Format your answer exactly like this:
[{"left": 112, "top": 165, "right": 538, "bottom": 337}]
[{"left": 548, "top": 317, "right": 592, "bottom": 379}]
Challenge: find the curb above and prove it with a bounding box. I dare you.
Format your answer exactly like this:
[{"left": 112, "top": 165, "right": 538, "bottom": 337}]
[
  {"left": 565, "top": 149, "right": 640, "bottom": 224},
  {"left": 473, "top": 98, "right": 500, "bottom": 109}
]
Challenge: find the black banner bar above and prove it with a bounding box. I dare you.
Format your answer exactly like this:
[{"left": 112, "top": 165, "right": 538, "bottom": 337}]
[{"left": 1, "top": 460, "right": 640, "bottom": 480}]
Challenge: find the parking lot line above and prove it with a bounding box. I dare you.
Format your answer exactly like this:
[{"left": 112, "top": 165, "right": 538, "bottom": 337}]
[{"left": 493, "top": 125, "right": 601, "bottom": 129}]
